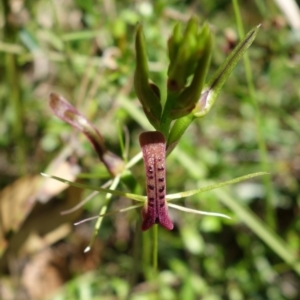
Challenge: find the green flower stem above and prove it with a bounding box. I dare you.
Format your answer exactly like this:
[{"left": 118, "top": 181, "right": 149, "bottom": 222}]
[
  {"left": 159, "top": 99, "right": 175, "bottom": 138},
  {"left": 153, "top": 224, "right": 158, "bottom": 273},
  {"left": 160, "top": 91, "right": 179, "bottom": 136},
  {"left": 142, "top": 230, "right": 151, "bottom": 278},
  {"left": 166, "top": 114, "right": 195, "bottom": 155},
  {"left": 159, "top": 115, "right": 172, "bottom": 138},
  {"left": 84, "top": 176, "right": 121, "bottom": 252}
]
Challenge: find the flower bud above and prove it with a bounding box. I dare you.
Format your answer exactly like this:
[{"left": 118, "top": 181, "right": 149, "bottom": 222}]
[
  {"left": 49, "top": 93, "right": 125, "bottom": 177},
  {"left": 165, "top": 18, "right": 213, "bottom": 119}
]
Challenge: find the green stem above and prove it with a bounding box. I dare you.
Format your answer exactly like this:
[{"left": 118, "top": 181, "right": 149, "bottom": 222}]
[
  {"left": 159, "top": 118, "right": 171, "bottom": 138},
  {"left": 85, "top": 176, "right": 120, "bottom": 251},
  {"left": 152, "top": 224, "right": 158, "bottom": 273},
  {"left": 159, "top": 105, "right": 172, "bottom": 137},
  {"left": 159, "top": 93, "right": 178, "bottom": 137},
  {"left": 232, "top": 0, "right": 275, "bottom": 229},
  {"left": 166, "top": 114, "right": 195, "bottom": 155},
  {"left": 142, "top": 229, "right": 151, "bottom": 279}
]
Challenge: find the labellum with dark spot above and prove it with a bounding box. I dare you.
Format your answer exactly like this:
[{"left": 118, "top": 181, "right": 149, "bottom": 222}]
[{"left": 139, "top": 131, "right": 173, "bottom": 231}]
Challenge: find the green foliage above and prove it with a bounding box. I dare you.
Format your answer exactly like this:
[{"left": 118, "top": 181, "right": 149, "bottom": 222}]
[{"left": 1, "top": 0, "right": 300, "bottom": 299}]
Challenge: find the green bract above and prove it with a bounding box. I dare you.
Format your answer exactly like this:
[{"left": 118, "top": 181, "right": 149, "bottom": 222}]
[
  {"left": 134, "top": 24, "right": 162, "bottom": 130},
  {"left": 193, "top": 24, "right": 261, "bottom": 118},
  {"left": 167, "top": 20, "right": 212, "bottom": 119}
]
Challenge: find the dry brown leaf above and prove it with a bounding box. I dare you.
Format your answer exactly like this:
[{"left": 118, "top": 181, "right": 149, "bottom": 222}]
[{"left": 0, "top": 175, "right": 41, "bottom": 242}]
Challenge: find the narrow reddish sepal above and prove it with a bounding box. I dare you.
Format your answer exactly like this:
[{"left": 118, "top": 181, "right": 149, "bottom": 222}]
[{"left": 139, "top": 131, "right": 174, "bottom": 231}]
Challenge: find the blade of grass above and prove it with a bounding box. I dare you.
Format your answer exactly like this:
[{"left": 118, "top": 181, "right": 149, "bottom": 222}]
[
  {"left": 232, "top": 0, "right": 275, "bottom": 229},
  {"left": 84, "top": 176, "right": 120, "bottom": 253},
  {"left": 41, "top": 173, "right": 146, "bottom": 202},
  {"left": 174, "top": 145, "right": 300, "bottom": 276},
  {"left": 213, "top": 188, "right": 300, "bottom": 275},
  {"left": 166, "top": 172, "right": 268, "bottom": 200},
  {"left": 74, "top": 203, "right": 143, "bottom": 225},
  {"left": 168, "top": 203, "right": 231, "bottom": 219}
]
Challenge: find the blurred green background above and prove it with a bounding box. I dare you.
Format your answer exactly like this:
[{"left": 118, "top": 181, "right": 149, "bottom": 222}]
[{"left": 0, "top": 0, "right": 300, "bottom": 299}]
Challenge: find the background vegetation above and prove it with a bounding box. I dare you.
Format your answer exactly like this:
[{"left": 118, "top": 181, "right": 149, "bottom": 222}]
[{"left": 0, "top": 0, "right": 300, "bottom": 299}]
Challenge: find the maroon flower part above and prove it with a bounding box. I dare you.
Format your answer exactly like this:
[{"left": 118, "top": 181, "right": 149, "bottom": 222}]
[
  {"left": 49, "top": 93, "right": 125, "bottom": 177},
  {"left": 139, "top": 131, "right": 173, "bottom": 231}
]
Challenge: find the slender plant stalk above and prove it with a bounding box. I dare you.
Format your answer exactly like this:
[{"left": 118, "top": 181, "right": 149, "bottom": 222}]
[
  {"left": 232, "top": 0, "right": 275, "bottom": 229},
  {"left": 142, "top": 229, "right": 151, "bottom": 279},
  {"left": 83, "top": 176, "right": 120, "bottom": 252},
  {"left": 152, "top": 224, "right": 158, "bottom": 273}
]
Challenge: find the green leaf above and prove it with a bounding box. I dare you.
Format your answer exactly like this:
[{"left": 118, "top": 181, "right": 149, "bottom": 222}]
[
  {"left": 41, "top": 173, "right": 146, "bottom": 202},
  {"left": 166, "top": 172, "right": 268, "bottom": 200},
  {"left": 134, "top": 24, "right": 162, "bottom": 129},
  {"left": 169, "top": 203, "right": 230, "bottom": 219}
]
